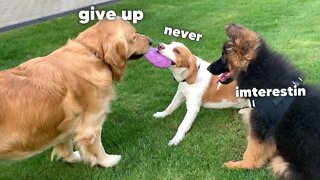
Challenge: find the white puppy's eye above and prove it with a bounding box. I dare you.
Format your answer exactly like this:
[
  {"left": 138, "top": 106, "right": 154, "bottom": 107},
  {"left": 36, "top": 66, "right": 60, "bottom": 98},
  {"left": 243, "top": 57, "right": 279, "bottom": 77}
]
[{"left": 173, "top": 48, "right": 180, "bottom": 54}]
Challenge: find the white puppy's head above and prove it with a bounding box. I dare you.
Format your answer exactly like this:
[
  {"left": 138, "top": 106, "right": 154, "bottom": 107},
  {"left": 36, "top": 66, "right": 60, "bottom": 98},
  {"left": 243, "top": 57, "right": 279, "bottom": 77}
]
[{"left": 157, "top": 42, "right": 198, "bottom": 84}]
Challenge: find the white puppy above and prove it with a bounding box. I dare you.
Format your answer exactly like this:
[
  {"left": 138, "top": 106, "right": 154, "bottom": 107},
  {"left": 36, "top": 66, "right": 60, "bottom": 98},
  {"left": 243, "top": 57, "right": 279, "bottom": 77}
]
[{"left": 154, "top": 42, "right": 248, "bottom": 146}]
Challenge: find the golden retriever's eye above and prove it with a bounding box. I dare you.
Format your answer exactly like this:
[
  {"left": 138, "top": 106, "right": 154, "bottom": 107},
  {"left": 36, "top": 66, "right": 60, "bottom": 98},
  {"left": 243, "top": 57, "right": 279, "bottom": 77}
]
[{"left": 173, "top": 48, "right": 180, "bottom": 54}]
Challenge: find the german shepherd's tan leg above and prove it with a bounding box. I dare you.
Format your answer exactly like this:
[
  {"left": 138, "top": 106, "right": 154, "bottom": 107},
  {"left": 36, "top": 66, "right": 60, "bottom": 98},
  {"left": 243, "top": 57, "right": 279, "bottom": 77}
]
[{"left": 224, "top": 134, "right": 276, "bottom": 169}]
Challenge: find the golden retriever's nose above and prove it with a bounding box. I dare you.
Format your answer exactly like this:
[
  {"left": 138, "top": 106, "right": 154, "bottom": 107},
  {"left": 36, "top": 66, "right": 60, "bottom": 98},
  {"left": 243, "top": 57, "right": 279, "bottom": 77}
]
[
  {"left": 158, "top": 43, "right": 165, "bottom": 50},
  {"left": 148, "top": 38, "right": 153, "bottom": 46}
]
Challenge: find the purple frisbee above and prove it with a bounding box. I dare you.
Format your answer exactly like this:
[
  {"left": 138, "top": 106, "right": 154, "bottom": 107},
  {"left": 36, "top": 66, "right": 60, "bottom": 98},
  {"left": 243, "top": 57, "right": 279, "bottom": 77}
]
[{"left": 144, "top": 48, "right": 173, "bottom": 68}]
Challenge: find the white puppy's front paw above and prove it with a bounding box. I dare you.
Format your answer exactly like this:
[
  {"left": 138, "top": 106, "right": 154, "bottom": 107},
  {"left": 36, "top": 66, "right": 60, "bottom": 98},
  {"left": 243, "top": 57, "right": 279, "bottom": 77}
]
[
  {"left": 168, "top": 135, "right": 185, "bottom": 146},
  {"left": 153, "top": 111, "right": 167, "bottom": 118},
  {"left": 98, "top": 155, "right": 121, "bottom": 168}
]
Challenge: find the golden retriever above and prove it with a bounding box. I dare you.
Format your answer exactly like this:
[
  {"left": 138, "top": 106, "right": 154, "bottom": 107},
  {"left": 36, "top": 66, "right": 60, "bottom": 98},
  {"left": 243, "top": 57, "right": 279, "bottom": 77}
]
[{"left": 0, "top": 17, "right": 152, "bottom": 168}]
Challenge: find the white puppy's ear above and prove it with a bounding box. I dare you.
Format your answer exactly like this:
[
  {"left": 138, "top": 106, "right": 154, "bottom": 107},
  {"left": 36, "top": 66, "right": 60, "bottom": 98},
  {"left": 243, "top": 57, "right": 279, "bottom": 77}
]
[{"left": 186, "top": 55, "right": 198, "bottom": 84}]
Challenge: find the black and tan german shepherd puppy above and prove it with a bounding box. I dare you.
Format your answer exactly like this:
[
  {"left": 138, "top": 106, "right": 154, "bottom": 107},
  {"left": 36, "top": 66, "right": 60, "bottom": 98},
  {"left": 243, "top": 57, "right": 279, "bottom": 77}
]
[{"left": 208, "top": 24, "right": 320, "bottom": 180}]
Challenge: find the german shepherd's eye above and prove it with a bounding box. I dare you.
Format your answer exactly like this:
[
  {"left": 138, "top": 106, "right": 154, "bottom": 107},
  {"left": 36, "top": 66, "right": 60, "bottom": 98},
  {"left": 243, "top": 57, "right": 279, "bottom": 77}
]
[
  {"left": 173, "top": 48, "right": 180, "bottom": 54},
  {"left": 222, "top": 57, "right": 227, "bottom": 63},
  {"left": 221, "top": 52, "right": 226, "bottom": 63},
  {"left": 222, "top": 54, "right": 228, "bottom": 63}
]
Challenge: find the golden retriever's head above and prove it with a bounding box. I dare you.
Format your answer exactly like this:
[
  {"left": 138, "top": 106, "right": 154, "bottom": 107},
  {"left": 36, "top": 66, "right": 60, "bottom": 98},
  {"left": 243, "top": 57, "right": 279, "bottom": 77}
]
[
  {"left": 207, "top": 24, "right": 261, "bottom": 84},
  {"left": 76, "top": 17, "right": 152, "bottom": 81},
  {"left": 158, "top": 42, "right": 198, "bottom": 84}
]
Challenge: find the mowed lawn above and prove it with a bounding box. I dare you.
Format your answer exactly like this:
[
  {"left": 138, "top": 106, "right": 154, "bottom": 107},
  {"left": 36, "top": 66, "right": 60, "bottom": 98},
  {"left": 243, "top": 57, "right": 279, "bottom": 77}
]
[{"left": 0, "top": 0, "right": 320, "bottom": 179}]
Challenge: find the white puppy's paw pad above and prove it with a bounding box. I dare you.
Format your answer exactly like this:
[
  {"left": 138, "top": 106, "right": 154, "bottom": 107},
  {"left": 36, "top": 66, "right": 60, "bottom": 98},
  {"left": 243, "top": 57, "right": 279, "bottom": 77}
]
[
  {"left": 153, "top": 112, "right": 167, "bottom": 118},
  {"left": 99, "top": 155, "right": 121, "bottom": 168}
]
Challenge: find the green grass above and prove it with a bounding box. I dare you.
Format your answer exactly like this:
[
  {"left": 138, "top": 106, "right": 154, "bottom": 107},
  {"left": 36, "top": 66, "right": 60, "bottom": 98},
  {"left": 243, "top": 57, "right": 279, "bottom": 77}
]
[{"left": 0, "top": 0, "right": 320, "bottom": 179}]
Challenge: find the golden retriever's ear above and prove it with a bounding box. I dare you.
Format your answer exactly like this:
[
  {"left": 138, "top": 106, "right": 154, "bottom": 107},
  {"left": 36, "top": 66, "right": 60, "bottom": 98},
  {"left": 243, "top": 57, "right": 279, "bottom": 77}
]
[
  {"left": 75, "top": 25, "right": 104, "bottom": 58},
  {"left": 186, "top": 55, "right": 198, "bottom": 84},
  {"left": 104, "top": 38, "right": 128, "bottom": 81}
]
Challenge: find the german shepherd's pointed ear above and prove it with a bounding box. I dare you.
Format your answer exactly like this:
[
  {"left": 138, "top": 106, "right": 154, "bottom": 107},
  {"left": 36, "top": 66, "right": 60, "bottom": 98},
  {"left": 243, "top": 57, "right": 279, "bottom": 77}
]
[
  {"left": 104, "top": 38, "right": 128, "bottom": 81},
  {"left": 186, "top": 55, "right": 198, "bottom": 84},
  {"left": 225, "top": 23, "right": 238, "bottom": 42},
  {"left": 224, "top": 23, "right": 261, "bottom": 70}
]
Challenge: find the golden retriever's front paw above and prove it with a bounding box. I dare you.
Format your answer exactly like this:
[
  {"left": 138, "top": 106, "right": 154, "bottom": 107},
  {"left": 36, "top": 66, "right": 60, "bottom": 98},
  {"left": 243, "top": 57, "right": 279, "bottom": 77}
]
[{"left": 98, "top": 155, "right": 121, "bottom": 168}]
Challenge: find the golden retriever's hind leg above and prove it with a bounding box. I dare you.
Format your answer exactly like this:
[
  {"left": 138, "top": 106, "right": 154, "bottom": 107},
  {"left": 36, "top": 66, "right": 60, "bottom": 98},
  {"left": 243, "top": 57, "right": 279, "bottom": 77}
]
[
  {"left": 224, "top": 135, "right": 275, "bottom": 169},
  {"left": 51, "top": 140, "right": 80, "bottom": 163}
]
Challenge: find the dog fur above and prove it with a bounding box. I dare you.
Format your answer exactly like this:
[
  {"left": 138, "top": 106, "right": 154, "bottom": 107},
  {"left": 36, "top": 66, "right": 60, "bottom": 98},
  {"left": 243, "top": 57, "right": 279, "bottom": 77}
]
[
  {"left": 153, "top": 42, "right": 247, "bottom": 146},
  {"left": 207, "top": 24, "right": 320, "bottom": 179},
  {"left": 0, "top": 17, "right": 152, "bottom": 168}
]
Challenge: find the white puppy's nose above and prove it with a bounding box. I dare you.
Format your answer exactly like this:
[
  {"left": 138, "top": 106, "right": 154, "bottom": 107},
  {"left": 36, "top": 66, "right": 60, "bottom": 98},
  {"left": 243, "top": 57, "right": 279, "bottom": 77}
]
[{"left": 158, "top": 43, "right": 165, "bottom": 50}]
